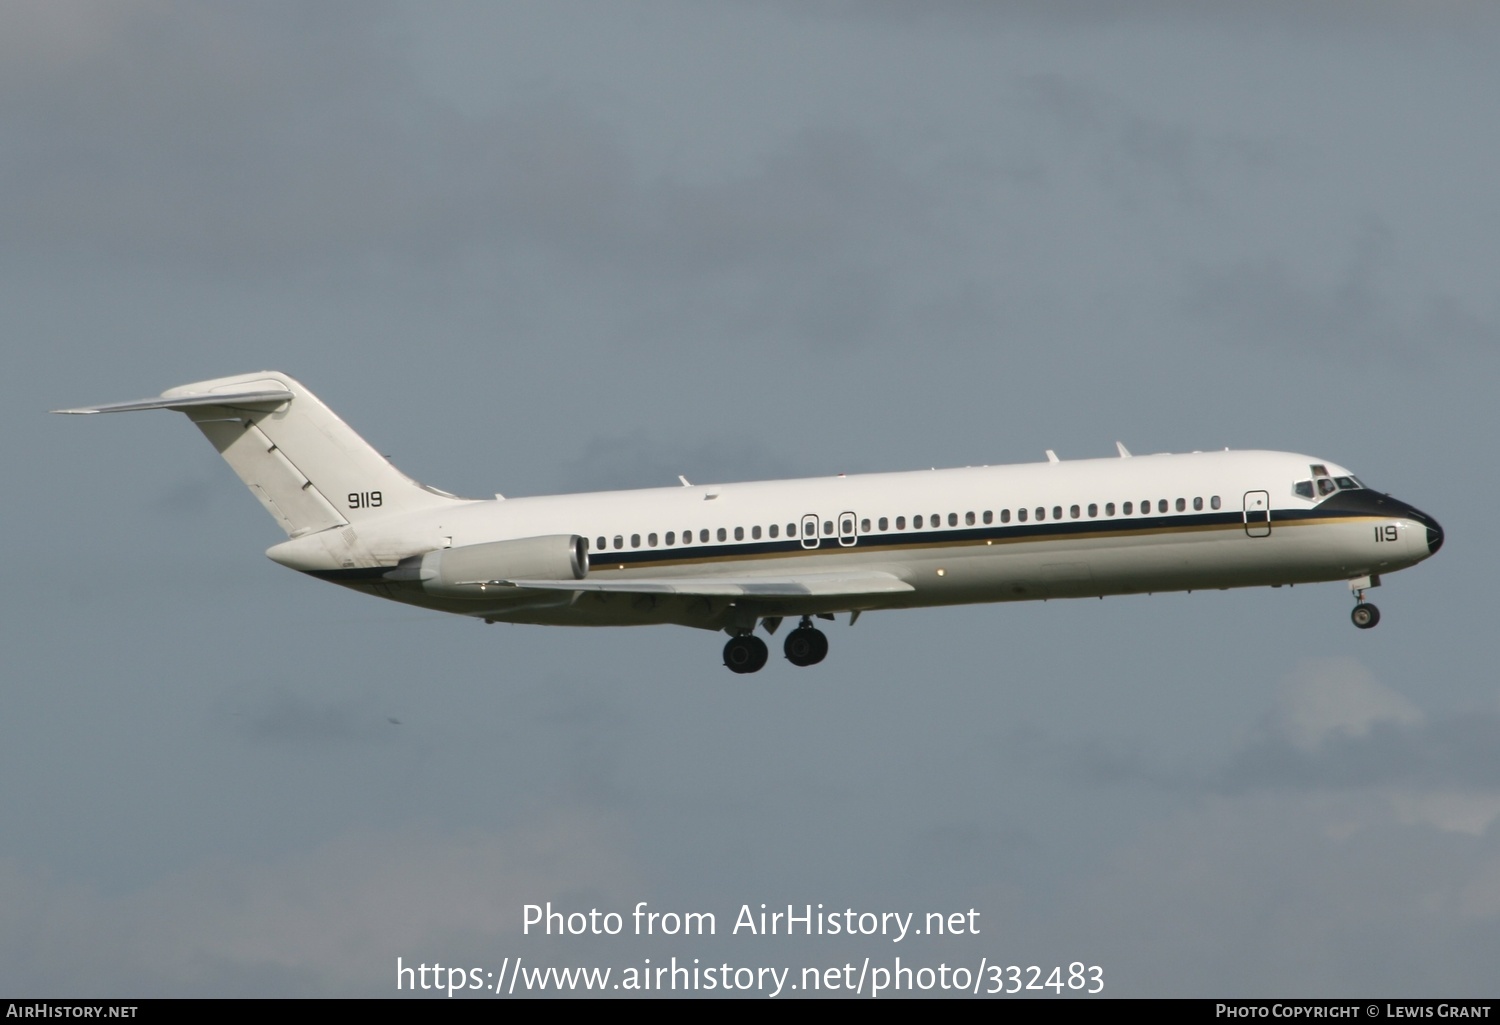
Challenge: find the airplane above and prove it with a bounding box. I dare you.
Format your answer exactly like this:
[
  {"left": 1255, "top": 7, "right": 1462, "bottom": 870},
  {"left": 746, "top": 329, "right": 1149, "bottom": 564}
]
[{"left": 54, "top": 371, "right": 1444, "bottom": 674}]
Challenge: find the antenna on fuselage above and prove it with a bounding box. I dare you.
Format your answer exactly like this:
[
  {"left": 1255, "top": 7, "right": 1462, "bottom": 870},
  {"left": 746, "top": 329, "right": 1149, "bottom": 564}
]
[
  {"left": 1045, "top": 450, "right": 1060, "bottom": 463},
  {"left": 1116, "top": 441, "right": 1132, "bottom": 458}
]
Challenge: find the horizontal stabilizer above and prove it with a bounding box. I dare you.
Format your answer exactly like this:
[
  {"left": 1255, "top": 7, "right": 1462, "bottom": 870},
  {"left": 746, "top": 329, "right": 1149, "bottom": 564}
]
[
  {"left": 52, "top": 385, "right": 292, "bottom": 415},
  {"left": 499, "top": 570, "right": 914, "bottom": 599}
]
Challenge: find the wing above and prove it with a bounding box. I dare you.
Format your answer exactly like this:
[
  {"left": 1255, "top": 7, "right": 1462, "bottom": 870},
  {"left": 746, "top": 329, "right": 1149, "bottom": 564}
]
[{"left": 500, "top": 569, "right": 914, "bottom": 600}]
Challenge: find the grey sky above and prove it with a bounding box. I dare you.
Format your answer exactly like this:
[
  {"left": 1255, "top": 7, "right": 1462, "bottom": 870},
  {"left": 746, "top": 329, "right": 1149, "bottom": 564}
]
[{"left": 4, "top": 0, "right": 1498, "bottom": 996}]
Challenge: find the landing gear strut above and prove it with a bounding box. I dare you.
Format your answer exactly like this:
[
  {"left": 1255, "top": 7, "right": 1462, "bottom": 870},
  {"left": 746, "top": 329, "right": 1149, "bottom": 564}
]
[
  {"left": 784, "top": 617, "right": 829, "bottom": 667},
  {"left": 1349, "top": 576, "right": 1381, "bottom": 630},
  {"left": 723, "top": 634, "right": 769, "bottom": 673}
]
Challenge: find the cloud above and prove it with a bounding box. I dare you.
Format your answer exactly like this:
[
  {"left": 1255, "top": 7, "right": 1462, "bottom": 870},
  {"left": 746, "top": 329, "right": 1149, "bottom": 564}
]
[
  {"left": 1271, "top": 657, "right": 1423, "bottom": 752},
  {"left": 1016, "top": 73, "right": 1275, "bottom": 210},
  {"left": 0, "top": 2, "right": 633, "bottom": 270},
  {"left": 1053, "top": 790, "right": 1500, "bottom": 995},
  {"left": 1216, "top": 660, "right": 1500, "bottom": 802},
  {"left": 1183, "top": 217, "right": 1499, "bottom": 361},
  {"left": 0, "top": 815, "right": 635, "bottom": 996}
]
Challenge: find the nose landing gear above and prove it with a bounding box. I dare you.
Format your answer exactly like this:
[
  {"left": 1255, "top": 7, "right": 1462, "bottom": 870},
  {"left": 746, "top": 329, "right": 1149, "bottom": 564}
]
[{"left": 1349, "top": 575, "right": 1381, "bottom": 630}]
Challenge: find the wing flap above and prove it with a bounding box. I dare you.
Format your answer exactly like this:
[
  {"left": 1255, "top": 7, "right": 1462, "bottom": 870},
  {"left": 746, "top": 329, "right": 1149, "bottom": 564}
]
[{"left": 498, "top": 570, "right": 914, "bottom": 599}]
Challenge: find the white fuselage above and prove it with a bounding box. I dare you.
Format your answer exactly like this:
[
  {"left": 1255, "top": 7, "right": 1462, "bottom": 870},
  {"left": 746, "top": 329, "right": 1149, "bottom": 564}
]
[{"left": 320, "top": 448, "right": 1437, "bottom": 631}]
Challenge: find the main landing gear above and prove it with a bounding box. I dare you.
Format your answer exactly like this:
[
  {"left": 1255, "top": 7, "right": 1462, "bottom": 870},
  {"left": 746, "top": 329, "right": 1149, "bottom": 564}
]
[
  {"left": 721, "top": 616, "right": 831, "bottom": 673},
  {"left": 722, "top": 634, "right": 769, "bottom": 674},
  {"left": 783, "top": 618, "right": 828, "bottom": 667}
]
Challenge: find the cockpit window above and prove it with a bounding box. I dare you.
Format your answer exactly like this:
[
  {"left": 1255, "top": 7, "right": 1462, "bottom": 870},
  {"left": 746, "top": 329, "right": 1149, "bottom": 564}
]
[{"left": 1295, "top": 475, "right": 1365, "bottom": 501}]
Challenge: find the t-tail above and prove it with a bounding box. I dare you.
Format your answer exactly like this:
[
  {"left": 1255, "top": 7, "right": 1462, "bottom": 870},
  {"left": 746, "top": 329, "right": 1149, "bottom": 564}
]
[{"left": 53, "top": 371, "right": 463, "bottom": 546}]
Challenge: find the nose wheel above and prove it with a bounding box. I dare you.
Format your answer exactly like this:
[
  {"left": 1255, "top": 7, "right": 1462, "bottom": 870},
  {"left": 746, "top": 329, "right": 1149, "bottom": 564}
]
[
  {"left": 723, "top": 634, "right": 769, "bottom": 673},
  {"left": 1349, "top": 579, "right": 1381, "bottom": 630}
]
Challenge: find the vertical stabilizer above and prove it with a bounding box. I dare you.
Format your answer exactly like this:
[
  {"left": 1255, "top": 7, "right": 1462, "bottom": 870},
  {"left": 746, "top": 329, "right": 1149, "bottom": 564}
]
[{"left": 56, "top": 371, "right": 463, "bottom": 538}]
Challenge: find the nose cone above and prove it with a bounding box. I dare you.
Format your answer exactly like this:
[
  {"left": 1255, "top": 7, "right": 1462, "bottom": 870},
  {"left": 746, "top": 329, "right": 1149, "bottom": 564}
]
[{"left": 1317, "top": 488, "right": 1443, "bottom": 560}]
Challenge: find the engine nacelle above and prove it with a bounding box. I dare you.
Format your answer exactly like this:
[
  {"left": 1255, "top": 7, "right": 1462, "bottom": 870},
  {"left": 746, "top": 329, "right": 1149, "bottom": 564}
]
[{"left": 416, "top": 535, "right": 588, "bottom": 598}]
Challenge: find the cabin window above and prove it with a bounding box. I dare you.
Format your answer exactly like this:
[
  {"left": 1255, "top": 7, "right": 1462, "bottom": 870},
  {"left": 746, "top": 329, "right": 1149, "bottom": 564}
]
[
  {"left": 965, "top": 511, "right": 975, "bottom": 526},
  {"left": 700, "top": 529, "right": 710, "bottom": 543},
  {"left": 823, "top": 520, "right": 834, "bottom": 536},
  {"left": 613, "top": 535, "right": 624, "bottom": 549},
  {"left": 896, "top": 516, "right": 906, "bottom": 530},
  {"left": 1052, "top": 506, "right": 1062, "bottom": 520},
  {"left": 931, "top": 513, "right": 940, "bottom": 527},
  {"left": 717, "top": 527, "right": 727, "bottom": 542},
  {"left": 1193, "top": 497, "right": 1203, "bottom": 511},
  {"left": 1017, "top": 508, "right": 1028, "bottom": 522},
  {"left": 665, "top": 531, "right": 675, "bottom": 545},
  {"left": 879, "top": 517, "right": 889, "bottom": 530},
  {"left": 983, "top": 510, "right": 993, "bottom": 524},
  {"left": 1176, "top": 498, "right": 1186, "bottom": 512},
  {"left": 1158, "top": 499, "right": 1168, "bottom": 513},
  {"left": 752, "top": 525, "right": 762, "bottom": 540},
  {"left": 596, "top": 536, "right": 606, "bottom": 550},
  {"left": 1070, "top": 505, "right": 1080, "bottom": 519},
  {"left": 1036, "top": 507, "right": 1046, "bottom": 521},
  {"left": 1106, "top": 502, "right": 1115, "bottom": 516},
  {"left": 648, "top": 533, "right": 658, "bottom": 547},
  {"left": 734, "top": 526, "right": 744, "bottom": 541},
  {"left": 948, "top": 512, "right": 958, "bottom": 527},
  {"left": 630, "top": 534, "right": 640, "bottom": 548},
  {"left": 1123, "top": 502, "right": 1132, "bottom": 515},
  {"left": 769, "top": 524, "right": 779, "bottom": 538},
  {"left": 1211, "top": 496, "right": 1221, "bottom": 510},
  {"left": 914, "top": 515, "right": 924, "bottom": 529},
  {"left": 861, "top": 518, "right": 871, "bottom": 532},
  {"left": 1000, "top": 509, "right": 1011, "bottom": 523},
  {"left": 787, "top": 523, "right": 797, "bottom": 537},
  {"left": 1088, "top": 504, "right": 1098, "bottom": 517}
]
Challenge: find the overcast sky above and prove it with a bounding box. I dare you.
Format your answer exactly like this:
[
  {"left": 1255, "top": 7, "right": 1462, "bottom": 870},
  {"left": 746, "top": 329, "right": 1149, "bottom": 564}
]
[{"left": 4, "top": 0, "right": 1499, "bottom": 997}]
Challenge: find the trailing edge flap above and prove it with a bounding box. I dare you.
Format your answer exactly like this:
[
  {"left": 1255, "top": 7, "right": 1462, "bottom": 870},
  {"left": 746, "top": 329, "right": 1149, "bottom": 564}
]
[
  {"left": 497, "top": 570, "right": 915, "bottom": 599},
  {"left": 52, "top": 384, "right": 292, "bottom": 415}
]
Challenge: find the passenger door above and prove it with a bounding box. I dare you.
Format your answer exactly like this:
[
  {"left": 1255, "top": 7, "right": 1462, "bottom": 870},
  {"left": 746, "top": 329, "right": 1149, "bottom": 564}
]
[{"left": 1243, "top": 491, "right": 1271, "bottom": 538}]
